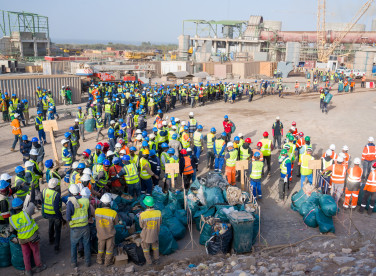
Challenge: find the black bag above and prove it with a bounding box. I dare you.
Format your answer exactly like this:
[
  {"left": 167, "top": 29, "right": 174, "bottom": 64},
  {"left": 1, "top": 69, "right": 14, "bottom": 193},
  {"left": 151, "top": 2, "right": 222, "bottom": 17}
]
[
  {"left": 205, "top": 226, "right": 233, "bottom": 255},
  {"left": 123, "top": 243, "right": 146, "bottom": 266}
]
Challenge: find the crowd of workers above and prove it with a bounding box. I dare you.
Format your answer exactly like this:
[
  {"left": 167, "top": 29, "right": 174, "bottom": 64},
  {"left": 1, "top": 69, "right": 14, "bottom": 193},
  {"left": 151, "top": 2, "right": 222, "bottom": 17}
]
[{"left": 1, "top": 78, "right": 375, "bottom": 275}]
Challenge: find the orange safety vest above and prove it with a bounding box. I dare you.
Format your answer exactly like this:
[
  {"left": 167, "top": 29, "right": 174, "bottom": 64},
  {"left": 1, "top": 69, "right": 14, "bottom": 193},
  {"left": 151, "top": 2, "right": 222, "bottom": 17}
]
[
  {"left": 347, "top": 166, "right": 362, "bottom": 183},
  {"left": 330, "top": 164, "right": 346, "bottom": 184},
  {"left": 182, "top": 156, "right": 194, "bottom": 175},
  {"left": 362, "top": 145, "right": 376, "bottom": 161},
  {"left": 252, "top": 149, "right": 264, "bottom": 161},
  {"left": 296, "top": 137, "right": 305, "bottom": 148},
  {"left": 365, "top": 170, "right": 376, "bottom": 192},
  {"left": 342, "top": 152, "right": 350, "bottom": 168},
  {"left": 295, "top": 83, "right": 299, "bottom": 88}
]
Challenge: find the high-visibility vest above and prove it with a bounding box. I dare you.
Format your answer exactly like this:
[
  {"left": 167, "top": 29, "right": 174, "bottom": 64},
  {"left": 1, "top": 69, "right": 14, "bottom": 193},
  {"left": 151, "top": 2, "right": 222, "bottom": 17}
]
[
  {"left": 69, "top": 197, "right": 89, "bottom": 228},
  {"left": 206, "top": 133, "right": 215, "bottom": 149},
  {"left": 71, "top": 133, "right": 78, "bottom": 146},
  {"left": 181, "top": 132, "right": 190, "bottom": 148},
  {"left": 97, "top": 168, "right": 109, "bottom": 188},
  {"left": 250, "top": 161, "right": 263, "bottom": 180},
  {"left": 239, "top": 139, "right": 244, "bottom": 147},
  {"left": 239, "top": 146, "right": 251, "bottom": 160},
  {"left": 140, "top": 209, "right": 161, "bottom": 230},
  {"left": 331, "top": 164, "right": 346, "bottom": 184},
  {"left": 70, "top": 171, "right": 79, "bottom": 187},
  {"left": 280, "top": 157, "right": 291, "bottom": 175},
  {"left": 49, "top": 170, "right": 62, "bottom": 187},
  {"left": 96, "top": 117, "right": 104, "bottom": 128},
  {"left": 105, "top": 104, "right": 112, "bottom": 113},
  {"left": 77, "top": 112, "right": 85, "bottom": 124},
  {"left": 300, "top": 154, "right": 314, "bottom": 176},
  {"left": 226, "top": 150, "right": 238, "bottom": 167},
  {"left": 167, "top": 156, "right": 179, "bottom": 178},
  {"left": 26, "top": 169, "right": 39, "bottom": 188},
  {"left": 347, "top": 166, "right": 362, "bottom": 183},
  {"left": 193, "top": 131, "right": 202, "bottom": 147},
  {"left": 260, "top": 138, "right": 272, "bottom": 156},
  {"left": 42, "top": 188, "right": 58, "bottom": 215},
  {"left": 10, "top": 211, "right": 39, "bottom": 240},
  {"left": 168, "top": 130, "right": 176, "bottom": 141},
  {"left": 157, "top": 129, "right": 167, "bottom": 143},
  {"left": 130, "top": 155, "right": 139, "bottom": 169},
  {"left": 362, "top": 145, "right": 376, "bottom": 161},
  {"left": 183, "top": 156, "right": 194, "bottom": 175},
  {"left": 140, "top": 158, "right": 152, "bottom": 180},
  {"left": 189, "top": 119, "right": 197, "bottom": 130},
  {"left": 149, "top": 140, "right": 158, "bottom": 151},
  {"left": 215, "top": 139, "right": 225, "bottom": 155},
  {"left": 62, "top": 147, "right": 72, "bottom": 165},
  {"left": 35, "top": 116, "right": 44, "bottom": 130},
  {"left": 365, "top": 170, "right": 376, "bottom": 192},
  {"left": 15, "top": 176, "right": 29, "bottom": 198},
  {"left": 160, "top": 152, "right": 169, "bottom": 171},
  {"left": 123, "top": 163, "right": 139, "bottom": 185}
]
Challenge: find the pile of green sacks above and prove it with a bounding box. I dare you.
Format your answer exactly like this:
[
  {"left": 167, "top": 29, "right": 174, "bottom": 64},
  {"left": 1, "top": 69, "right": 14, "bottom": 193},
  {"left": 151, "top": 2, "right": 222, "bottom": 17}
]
[
  {"left": 357, "top": 184, "right": 376, "bottom": 212},
  {"left": 111, "top": 187, "right": 187, "bottom": 255},
  {"left": 291, "top": 189, "right": 337, "bottom": 233}
]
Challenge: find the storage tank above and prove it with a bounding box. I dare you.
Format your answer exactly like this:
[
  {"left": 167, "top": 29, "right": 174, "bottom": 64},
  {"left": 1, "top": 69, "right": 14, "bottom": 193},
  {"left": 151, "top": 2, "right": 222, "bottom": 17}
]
[
  {"left": 263, "top": 21, "right": 282, "bottom": 31},
  {"left": 325, "top": 23, "right": 365, "bottom": 32}
]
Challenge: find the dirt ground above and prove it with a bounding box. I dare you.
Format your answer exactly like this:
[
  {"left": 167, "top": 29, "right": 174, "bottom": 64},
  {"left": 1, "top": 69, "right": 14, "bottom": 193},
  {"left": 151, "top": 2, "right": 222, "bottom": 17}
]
[{"left": 1, "top": 84, "right": 376, "bottom": 275}]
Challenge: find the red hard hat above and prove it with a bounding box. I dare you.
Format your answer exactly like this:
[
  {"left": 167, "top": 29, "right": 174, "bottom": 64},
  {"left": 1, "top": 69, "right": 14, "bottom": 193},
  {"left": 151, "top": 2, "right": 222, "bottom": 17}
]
[
  {"left": 180, "top": 149, "right": 187, "bottom": 155},
  {"left": 118, "top": 139, "right": 124, "bottom": 144},
  {"left": 103, "top": 142, "right": 110, "bottom": 149},
  {"left": 292, "top": 121, "right": 296, "bottom": 126},
  {"left": 263, "top": 131, "right": 269, "bottom": 137},
  {"left": 82, "top": 151, "right": 89, "bottom": 158},
  {"left": 98, "top": 142, "right": 104, "bottom": 147},
  {"left": 373, "top": 162, "right": 376, "bottom": 168},
  {"left": 257, "top": 142, "right": 262, "bottom": 147},
  {"left": 299, "top": 132, "right": 304, "bottom": 137},
  {"left": 245, "top": 138, "right": 252, "bottom": 144}
]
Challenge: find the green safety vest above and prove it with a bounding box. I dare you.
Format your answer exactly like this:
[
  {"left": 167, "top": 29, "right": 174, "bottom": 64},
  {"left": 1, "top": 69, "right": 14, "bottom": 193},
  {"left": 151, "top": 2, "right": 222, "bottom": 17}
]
[
  {"left": 62, "top": 147, "right": 72, "bottom": 165},
  {"left": 26, "top": 169, "right": 39, "bottom": 188},
  {"left": 77, "top": 112, "right": 85, "bottom": 124},
  {"left": 193, "top": 131, "right": 202, "bottom": 147},
  {"left": 260, "top": 138, "right": 272, "bottom": 156},
  {"left": 226, "top": 150, "right": 238, "bottom": 167},
  {"left": 206, "top": 133, "right": 215, "bottom": 149},
  {"left": 215, "top": 139, "right": 225, "bottom": 155},
  {"left": 280, "top": 157, "right": 291, "bottom": 175},
  {"left": 42, "top": 188, "right": 58, "bottom": 215},
  {"left": 10, "top": 211, "right": 39, "bottom": 240},
  {"left": 250, "top": 161, "right": 263, "bottom": 180},
  {"left": 140, "top": 158, "right": 152, "bottom": 180},
  {"left": 105, "top": 104, "right": 112, "bottom": 114},
  {"left": 15, "top": 176, "right": 29, "bottom": 198},
  {"left": 96, "top": 117, "right": 104, "bottom": 128},
  {"left": 157, "top": 129, "right": 167, "bottom": 143},
  {"left": 123, "top": 163, "right": 139, "bottom": 184},
  {"left": 69, "top": 197, "right": 89, "bottom": 228},
  {"left": 35, "top": 116, "right": 44, "bottom": 130},
  {"left": 97, "top": 168, "right": 109, "bottom": 188},
  {"left": 239, "top": 146, "right": 251, "bottom": 160}
]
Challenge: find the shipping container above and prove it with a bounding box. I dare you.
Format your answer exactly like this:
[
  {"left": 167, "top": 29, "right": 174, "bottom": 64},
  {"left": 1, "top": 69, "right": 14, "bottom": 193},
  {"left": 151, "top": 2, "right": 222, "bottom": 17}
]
[
  {"left": 0, "top": 74, "right": 81, "bottom": 107},
  {"left": 213, "top": 64, "right": 232, "bottom": 79}
]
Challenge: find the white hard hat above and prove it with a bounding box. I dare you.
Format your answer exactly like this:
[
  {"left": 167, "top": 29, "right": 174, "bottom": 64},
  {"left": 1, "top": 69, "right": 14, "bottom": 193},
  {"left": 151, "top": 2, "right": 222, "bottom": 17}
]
[
  {"left": 187, "top": 147, "right": 192, "bottom": 152},
  {"left": 77, "top": 183, "right": 84, "bottom": 192},
  {"left": 119, "top": 149, "right": 126, "bottom": 154},
  {"left": 1, "top": 173, "right": 12, "bottom": 181},
  {"left": 354, "top": 158, "right": 361, "bottom": 165},
  {"left": 149, "top": 133, "right": 156, "bottom": 139},
  {"left": 25, "top": 161, "right": 33, "bottom": 168},
  {"left": 29, "top": 149, "right": 38, "bottom": 156},
  {"left": 107, "top": 100, "right": 111, "bottom": 103},
  {"left": 72, "top": 161, "right": 79, "bottom": 170},
  {"left": 136, "top": 134, "right": 143, "bottom": 140},
  {"left": 80, "top": 174, "right": 91, "bottom": 182},
  {"left": 181, "top": 121, "right": 187, "bottom": 126},
  {"left": 100, "top": 193, "right": 112, "bottom": 204},
  {"left": 227, "top": 142, "right": 234, "bottom": 147},
  {"left": 172, "top": 126, "right": 177, "bottom": 130},
  {"left": 189, "top": 112, "right": 194, "bottom": 117},
  {"left": 75, "top": 119, "right": 79, "bottom": 122},
  {"left": 115, "top": 143, "right": 122, "bottom": 148},
  {"left": 325, "top": 149, "right": 332, "bottom": 157},
  {"left": 80, "top": 187, "right": 91, "bottom": 197},
  {"left": 291, "top": 127, "right": 296, "bottom": 131},
  {"left": 69, "top": 184, "right": 79, "bottom": 195},
  {"left": 238, "top": 133, "right": 244, "bottom": 137},
  {"left": 83, "top": 168, "right": 92, "bottom": 175},
  {"left": 276, "top": 116, "right": 280, "bottom": 120},
  {"left": 14, "top": 113, "right": 19, "bottom": 118},
  {"left": 62, "top": 86, "right": 65, "bottom": 89},
  {"left": 175, "top": 118, "right": 180, "bottom": 122},
  {"left": 329, "top": 144, "right": 336, "bottom": 151},
  {"left": 136, "top": 129, "right": 142, "bottom": 134},
  {"left": 368, "top": 137, "right": 374, "bottom": 142},
  {"left": 339, "top": 152, "right": 346, "bottom": 159},
  {"left": 106, "top": 150, "right": 114, "bottom": 156},
  {"left": 337, "top": 156, "right": 344, "bottom": 163},
  {"left": 110, "top": 120, "right": 115, "bottom": 125},
  {"left": 48, "top": 178, "right": 59, "bottom": 189},
  {"left": 61, "top": 139, "right": 69, "bottom": 145},
  {"left": 162, "top": 120, "right": 167, "bottom": 126},
  {"left": 342, "top": 145, "right": 349, "bottom": 151}
]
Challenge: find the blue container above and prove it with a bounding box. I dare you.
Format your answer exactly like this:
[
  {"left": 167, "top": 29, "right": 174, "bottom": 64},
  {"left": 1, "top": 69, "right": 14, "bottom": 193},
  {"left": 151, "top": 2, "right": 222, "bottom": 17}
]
[{"left": 84, "top": 118, "right": 95, "bottom": 133}]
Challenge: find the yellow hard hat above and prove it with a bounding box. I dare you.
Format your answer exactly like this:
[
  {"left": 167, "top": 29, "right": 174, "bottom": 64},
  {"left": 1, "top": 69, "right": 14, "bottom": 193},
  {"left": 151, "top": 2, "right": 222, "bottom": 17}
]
[{"left": 142, "top": 149, "right": 150, "bottom": 155}]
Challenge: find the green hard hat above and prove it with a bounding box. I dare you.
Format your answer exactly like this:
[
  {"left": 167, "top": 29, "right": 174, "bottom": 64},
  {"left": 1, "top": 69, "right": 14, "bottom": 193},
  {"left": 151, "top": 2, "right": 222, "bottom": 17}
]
[
  {"left": 288, "top": 135, "right": 294, "bottom": 141},
  {"left": 143, "top": 196, "right": 154, "bottom": 207},
  {"left": 281, "top": 149, "right": 288, "bottom": 155},
  {"left": 305, "top": 136, "right": 311, "bottom": 142}
]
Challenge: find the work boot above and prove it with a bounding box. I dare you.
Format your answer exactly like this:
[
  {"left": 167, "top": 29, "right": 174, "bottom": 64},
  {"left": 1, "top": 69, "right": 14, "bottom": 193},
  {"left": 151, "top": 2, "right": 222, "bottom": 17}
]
[
  {"left": 104, "top": 255, "right": 114, "bottom": 267},
  {"left": 10, "top": 148, "right": 15, "bottom": 152},
  {"left": 359, "top": 206, "right": 365, "bottom": 213},
  {"left": 153, "top": 249, "right": 160, "bottom": 264},
  {"left": 25, "top": 270, "right": 32, "bottom": 276},
  {"left": 144, "top": 251, "right": 152, "bottom": 265},
  {"left": 34, "top": 264, "right": 47, "bottom": 273},
  {"left": 367, "top": 208, "right": 373, "bottom": 215}
]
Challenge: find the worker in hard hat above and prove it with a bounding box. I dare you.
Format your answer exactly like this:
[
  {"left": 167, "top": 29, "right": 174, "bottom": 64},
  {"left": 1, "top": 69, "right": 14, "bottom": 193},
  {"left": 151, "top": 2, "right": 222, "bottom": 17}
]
[
  {"left": 343, "top": 158, "right": 363, "bottom": 210},
  {"left": 259, "top": 132, "right": 273, "bottom": 175},
  {"left": 299, "top": 147, "right": 314, "bottom": 188},
  {"left": 165, "top": 148, "right": 179, "bottom": 190},
  {"left": 361, "top": 137, "right": 376, "bottom": 181},
  {"left": 223, "top": 115, "right": 233, "bottom": 142},
  {"left": 272, "top": 116, "right": 283, "bottom": 150},
  {"left": 320, "top": 149, "right": 334, "bottom": 194},
  {"left": 180, "top": 149, "right": 194, "bottom": 190},
  {"left": 225, "top": 142, "right": 238, "bottom": 186},
  {"left": 214, "top": 132, "right": 227, "bottom": 172},
  {"left": 278, "top": 149, "right": 291, "bottom": 201},
  {"left": 0, "top": 179, "right": 19, "bottom": 229},
  {"left": 140, "top": 149, "right": 159, "bottom": 195},
  {"left": 323, "top": 155, "right": 346, "bottom": 203},
  {"left": 359, "top": 162, "right": 376, "bottom": 215},
  {"left": 139, "top": 196, "right": 162, "bottom": 265},
  {"left": 187, "top": 112, "right": 197, "bottom": 139},
  {"left": 42, "top": 178, "right": 63, "bottom": 253},
  {"left": 249, "top": 151, "right": 264, "bottom": 199},
  {"left": 193, "top": 125, "right": 204, "bottom": 161},
  {"left": 95, "top": 193, "right": 119, "bottom": 266},
  {"left": 341, "top": 145, "right": 350, "bottom": 169},
  {"left": 205, "top": 127, "right": 216, "bottom": 169}
]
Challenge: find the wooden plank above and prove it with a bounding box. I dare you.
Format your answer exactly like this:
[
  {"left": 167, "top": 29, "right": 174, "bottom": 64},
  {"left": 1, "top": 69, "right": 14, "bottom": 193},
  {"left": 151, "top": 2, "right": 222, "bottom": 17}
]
[
  {"left": 42, "top": 120, "right": 59, "bottom": 162},
  {"left": 165, "top": 163, "right": 180, "bottom": 189},
  {"left": 308, "top": 160, "right": 321, "bottom": 186},
  {"left": 236, "top": 160, "right": 249, "bottom": 191}
]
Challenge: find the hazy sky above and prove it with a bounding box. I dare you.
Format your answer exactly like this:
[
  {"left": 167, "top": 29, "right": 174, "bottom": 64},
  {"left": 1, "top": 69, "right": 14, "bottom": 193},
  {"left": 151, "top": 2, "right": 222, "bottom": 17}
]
[{"left": 2, "top": 0, "right": 376, "bottom": 44}]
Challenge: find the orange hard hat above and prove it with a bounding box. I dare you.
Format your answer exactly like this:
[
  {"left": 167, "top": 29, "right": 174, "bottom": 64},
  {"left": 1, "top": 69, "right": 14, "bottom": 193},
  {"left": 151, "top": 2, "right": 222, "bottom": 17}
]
[
  {"left": 257, "top": 142, "right": 263, "bottom": 147},
  {"left": 245, "top": 138, "right": 252, "bottom": 143},
  {"left": 263, "top": 131, "right": 269, "bottom": 137}
]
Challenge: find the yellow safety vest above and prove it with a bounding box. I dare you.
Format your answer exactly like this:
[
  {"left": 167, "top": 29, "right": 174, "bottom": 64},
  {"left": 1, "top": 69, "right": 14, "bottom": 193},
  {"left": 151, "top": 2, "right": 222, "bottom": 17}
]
[
  {"left": 10, "top": 211, "right": 39, "bottom": 240},
  {"left": 42, "top": 188, "right": 58, "bottom": 215},
  {"left": 260, "top": 138, "right": 272, "bottom": 156},
  {"left": 207, "top": 133, "right": 215, "bottom": 149},
  {"left": 226, "top": 150, "right": 238, "bottom": 167},
  {"left": 280, "top": 157, "right": 291, "bottom": 175},
  {"left": 15, "top": 176, "right": 29, "bottom": 198},
  {"left": 140, "top": 158, "right": 152, "bottom": 180},
  {"left": 123, "top": 163, "right": 139, "bottom": 184},
  {"left": 300, "top": 154, "right": 314, "bottom": 176},
  {"left": 97, "top": 168, "right": 109, "bottom": 188},
  {"left": 250, "top": 161, "right": 263, "bottom": 180},
  {"left": 62, "top": 147, "right": 72, "bottom": 165},
  {"left": 181, "top": 132, "right": 190, "bottom": 148},
  {"left": 77, "top": 112, "right": 85, "bottom": 124},
  {"left": 69, "top": 197, "right": 89, "bottom": 228},
  {"left": 239, "top": 146, "right": 251, "bottom": 160},
  {"left": 193, "top": 131, "right": 202, "bottom": 147},
  {"left": 215, "top": 139, "right": 225, "bottom": 155},
  {"left": 105, "top": 104, "right": 112, "bottom": 113}
]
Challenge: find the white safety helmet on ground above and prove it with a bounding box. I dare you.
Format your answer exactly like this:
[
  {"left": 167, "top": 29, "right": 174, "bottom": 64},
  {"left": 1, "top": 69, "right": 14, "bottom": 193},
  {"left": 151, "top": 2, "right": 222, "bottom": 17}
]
[
  {"left": 115, "top": 143, "right": 122, "bottom": 148},
  {"left": 329, "top": 144, "right": 336, "bottom": 151},
  {"left": 337, "top": 156, "right": 344, "bottom": 163},
  {"left": 100, "top": 193, "right": 112, "bottom": 204},
  {"left": 72, "top": 161, "right": 79, "bottom": 170},
  {"left": 342, "top": 145, "right": 349, "bottom": 151},
  {"left": 29, "top": 149, "right": 38, "bottom": 156},
  {"left": 136, "top": 134, "right": 143, "bottom": 140},
  {"left": 325, "top": 149, "right": 332, "bottom": 157},
  {"left": 48, "top": 178, "right": 59, "bottom": 189},
  {"left": 368, "top": 137, "right": 374, "bottom": 142},
  {"left": 80, "top": 174, "right": 91, "bottom": 182},
  {"left": 1, "top": 173, "right": 12, "bottom": 181},
  {"left": 25, "top": 161, "right": 33, "bottom": 168},
  {"left": 227, "top": 142, "right": 234, "bottom": 147},
  {"left": 61, "top": 139, "right": 69, "bottom": 145},
  {"left": 80, "top": 187, "right": 91, "bottom": 198},
  {"left": 136, "top": 129, "right": 142, "bottom": 134},
  {"left": 106, "top": 150, "right": 114, "bottom": 157},
  {"left": 69, "top": 184, "right": 79, "bottom": 195},
  {"left": 83, "top": 168, "right": 92, "bottom": 176},
  {"left": 354, "top": 158, "right": 361, "bottom": 165}
]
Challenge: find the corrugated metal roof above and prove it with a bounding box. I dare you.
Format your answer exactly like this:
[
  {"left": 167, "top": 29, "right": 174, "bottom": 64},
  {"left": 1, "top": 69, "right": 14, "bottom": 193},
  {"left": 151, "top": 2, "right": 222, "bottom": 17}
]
[
  {"left": 248, "top": 16, "right": 263, "bottom": 26},
  {"left": 166, "top": 71, "right": 193, "bottom": 78},
  {"left": 193, "top": 72, "right": 209, "bottom": 78}
]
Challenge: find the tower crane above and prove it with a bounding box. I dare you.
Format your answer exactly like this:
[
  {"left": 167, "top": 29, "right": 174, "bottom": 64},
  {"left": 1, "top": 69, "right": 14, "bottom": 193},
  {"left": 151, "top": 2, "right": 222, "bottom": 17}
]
[{"left": 317, "top": 0, "right": 374, "bottom": 62}]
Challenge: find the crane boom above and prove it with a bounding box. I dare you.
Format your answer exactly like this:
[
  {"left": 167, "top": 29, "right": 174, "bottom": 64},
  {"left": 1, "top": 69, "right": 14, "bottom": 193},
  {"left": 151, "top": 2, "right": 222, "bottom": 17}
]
[{"left": 317, "top": 0, "right": 326, "bottom": 62}]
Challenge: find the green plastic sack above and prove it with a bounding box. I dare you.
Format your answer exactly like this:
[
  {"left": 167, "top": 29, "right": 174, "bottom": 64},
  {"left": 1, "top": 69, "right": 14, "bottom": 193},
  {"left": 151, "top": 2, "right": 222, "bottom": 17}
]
[
  {"left": 134, "top": 214, "right": 142, "bottom": 233},
  {"left": 357, "top": 184, "right": 376, "bottom": 212},
  {"left": 199, "top": 222, "right": 213, "bottom": 245},
  {"left": 306, "top": 192, "right": 322, "bottom": 206},
  {"left": 291, "top": 189, "right": 308, "bottom": 211},
  {"left": 252, "top": 214, "right": 259, "bottom": 245},
  {"left": 315, "top": 208, "right": 335, "bottom": 233},
  {"left": 9, "top": 239, "right": 25, "bottom": 270},
  {"left": 0, "top": 238, "right": 11, "bottom": 267},
  {"left": 302, "top": 206, "right": 318, "bottom": 228},
  {"left": 319, "top": 194, "right": 338, "bottom": 216},
  {"left": 159, "top": 225, "right": 178, "bottom": 255},
  {"left": 164, "top": 216, "right": 186, "bottom": 240},
  {"left": 193, "top": 206, "right": 216, "bottom": 231},
  {"left": 214, "top": 205, "right": 235, "bottom": 222},
  {"left": 176, "top": 209, "right": 188, "bottom": 226},
  {"left": 152, "top": 190, "right": 168, "bottom": 205},
  {"left": 204, "top": 187, "right": 225, "bottom": 207},
  {"left": 190, "top": 179, "right": 201, "bottom": 190},
  {"left": 115, "top": 225, "right": 130, "bottom": 245},
  {"left": 299, "top": 202, "right": 317, "bottom": 217},
  {"left": 168, "top": 191, "right": 184, "bottom": 209}
]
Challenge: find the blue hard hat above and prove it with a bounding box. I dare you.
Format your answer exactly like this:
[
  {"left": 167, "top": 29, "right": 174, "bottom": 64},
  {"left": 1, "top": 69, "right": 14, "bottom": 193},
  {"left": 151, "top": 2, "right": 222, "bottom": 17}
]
[
  {"left": 234, "top": 136, "right": 240, "bottom": 141},
  {"left": 145, "top": 137, "right": 150, "bottom": 142},
  {"left": 197, "top": 125, "right": 203, "bottom": 130},
  {"left": 254, "top": 152, "right": 261, "bottom": 158},
  {"left": 97, "top": 112, "right": 101, "bottom": 116},
  {"left": 108, "top": 128, "right": 115, "bottom": 134},
  {"left": 221, "top": 132, "right": 227, "bottom": 137},
  {"left": 121, "top": 155, "right": 131, "bottom": 161},
  {"left": 45, "top": 159, "right": 53, "bottom": 168},
  {"left": 96, "top": 144, "right": 102, "bottom": 150},
  {"left": 103, "top": 159, "right": 110, "bottom": 166},
  {"left": 77, "top": 163, "right": 85, "bottom": 169},
  {"left": 172, "top": 133, "right": 178, "bottom": 139},
  {"left": 158, "top": 109, "right": 162, "bottom": 113},
  {"left": 121, "top": 123, "right": 127, "bottom": 128},
  {"left": 15, "top": 166, "right": 25, "bottom": 174},
  {"left": 167, "top": 148, "right": 175, "bottom": 154},
  {"left": 150, "top": 149, "right": 156, "bottom": 156},
  {"left": 85, "top": 149, "right": 91, "bottom": 155},
  {"left": 184, "top": 126, "right": 188, "bottom": 130},
  {"left": 37, "top": 111, "right": 42, "bottom": 114},
  {"left": 89, "top": 97, "right": 93, "bottom": 100},
  {"left": 224, "top": 115, "right": 228, "bottom": 119},
  {"left": 142, "top": 130, "right": 147, "bottom": 137},
  {"left": 172, "top": 121, "right": 176, "bottom": 126},
  {"left": 12, "top": 197, "right": 23, "bottom": 209},
  {"left": 153, "top": 127, "right": 158, "bottom": 132},
  {"left": 130, "top": 146, "right": 137, "bottom": 151},
  {"left": 211, "top": 127, "right": 216, "bottom": 133},
  {"left": 0, "top": 180, "right": 10, "bottom": 190},
  {"left": 142, "top": 141, "right": 149, "bottom": 147},
  {"left": 112, "top": 157, "right": 120, "bottom": 165},
  {"left": 31, "top": 137, "right": 38, "bottom": 143},
  {"left": 161, "top": 142, "right": 169, "bottom": 148},
  {"left": 69, "top": 126, "right": 74, "bottom": 131},
  {"left": 128, "top": 108, "right": 133, "bottom": 112},
  {"left": 78, "top": 106, "right": 82, "bottom": 110},
  {"left": 64, "top": 132, "right": 71, "bottom": 138},
  {"left": 21, "top": 135, "right": 28, "bottom": 141},
  {"left": 119, "top": 118, "right": 124, "bottom": 123},
  {"left": 98, "top": 153, "right": 106, "bottom": 164},
  {"left": 119, "top": 129, "right": 124, "bottom": 134},
  {"left": 170, "top": 117, "right": 175, "bottom": 121}
]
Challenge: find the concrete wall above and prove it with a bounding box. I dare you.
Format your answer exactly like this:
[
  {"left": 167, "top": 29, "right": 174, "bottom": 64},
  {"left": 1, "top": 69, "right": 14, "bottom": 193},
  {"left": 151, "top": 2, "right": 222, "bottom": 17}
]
[{"left": 161, "top": 61, "right": 190, "bottom": 75}]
